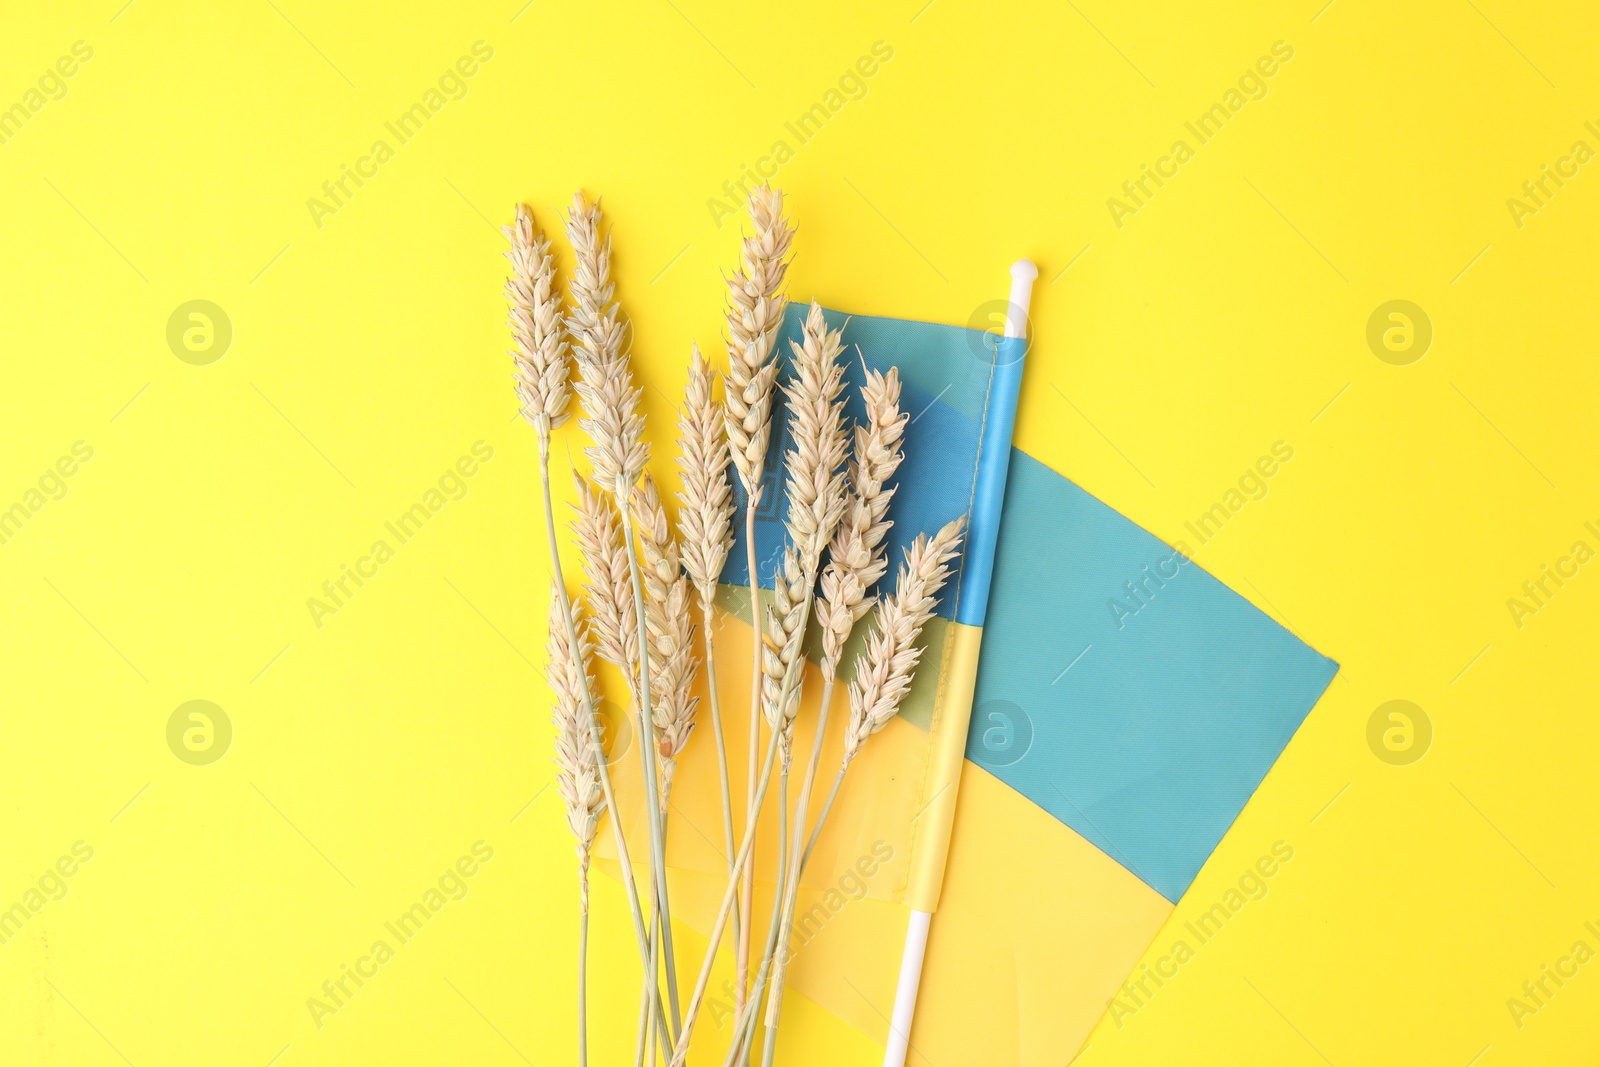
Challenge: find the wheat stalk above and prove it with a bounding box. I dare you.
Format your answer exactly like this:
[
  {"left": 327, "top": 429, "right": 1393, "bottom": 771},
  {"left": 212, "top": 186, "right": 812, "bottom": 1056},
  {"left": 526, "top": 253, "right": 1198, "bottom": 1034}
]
[
  {"left": 722, "top": 302, "right": 851, "bottom": 1057},
  {"left": 679, "top": 295, "right": 865, "bottom": 1065},
  {"left": 632, "top": 473, "right": 699, "bottom": 1066},
  {"left": 669, "top": 673, "right": 791, "bottom": 1067},
  {"left": 749, "top": 306, "right": 850, "bottom": 1023},
  {"left": 673, "top": 387, "right": 946, "bottom": 1067},
  {"left": 722, "top": 183, "right": 793, "bottom": 1012},
  {"left": 757, "top": 361, "right": 908, "bottom": 1051},
  {"left": 562, "top": 192, "right": 683, "bottom": 1041},
  {"left": 506, "top": 201, "right": 666, "bottom": 1066},
  {"left": 678, "top": 523, "right": 955, "bottom": 1067},
  {"left": 674, "top": 345, "right": 739, "bottom": 950},
  {"left": 779, "top": 523, "right": 967, "bottom": 1052},
  {"left": 631, "top": 472, "right": 701, "bottom": 1067},
  {"left": 546, "top": 582, "right": 603, "bottom": 1066}
]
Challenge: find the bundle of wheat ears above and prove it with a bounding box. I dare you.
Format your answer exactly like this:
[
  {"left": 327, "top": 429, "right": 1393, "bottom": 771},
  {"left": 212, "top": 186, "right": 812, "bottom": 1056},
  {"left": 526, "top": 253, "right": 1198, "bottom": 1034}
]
[{"left": 506, "top": 187, "right": 964, "bottom": 1067}]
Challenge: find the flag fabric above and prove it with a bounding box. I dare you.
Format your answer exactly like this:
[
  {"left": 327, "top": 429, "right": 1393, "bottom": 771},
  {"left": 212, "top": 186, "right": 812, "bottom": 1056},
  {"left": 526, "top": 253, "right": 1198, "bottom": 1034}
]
[{"left": 596, "top": 302, "right": 1337, "bottom": 1062}]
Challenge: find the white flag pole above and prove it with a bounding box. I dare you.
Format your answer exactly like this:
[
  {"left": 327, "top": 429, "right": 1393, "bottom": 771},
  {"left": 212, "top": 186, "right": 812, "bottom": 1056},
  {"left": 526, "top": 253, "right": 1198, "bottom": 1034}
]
[{"left": 882, "top": 259, "right": 1038, "bottom": 1067}]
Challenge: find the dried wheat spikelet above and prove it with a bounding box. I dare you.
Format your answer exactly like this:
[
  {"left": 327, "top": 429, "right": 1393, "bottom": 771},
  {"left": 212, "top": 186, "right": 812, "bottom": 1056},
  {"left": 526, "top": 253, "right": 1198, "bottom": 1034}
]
[
  {"left": 723, "top": 185, "right": 793, "bottom": 496},
  {"left": 817, "top": 364, "right": 907, "bottom": 676},
  {"left": 629, "top": 475, "right": 700, "bottom": 804},
  {"left": 726, "top": 184, "right": 794, "bottom": 1010},
  {"left": 570, "top": 472, "right": 639, "bottom": 682},
  {"left": 782, "top": 301, "right": 852, "bottom": 569},
  {"left": 675, "top": 344, "right": 734, "bottom": 607},
  {"left": 562, "top": 192, "right": 624, "bottom": 367},
  {"left": 760, "top": 545, "right": 809, "bottom": 744},
  {"left": 842, "top": 518, "right": 966, "bottom": 761},
  {"left": 548, "top": 584, "right": 604, "bottom": 909},
  {"left": 504, "top": 203, "right": 571, "bottom": 435},
  {"left": 563, "top": 192, "right": 648, "bottom": 496},
  {"left": 756, "top": 302, "right": 850, "bottom": 764},
  {"left": 630, "top": 473, "right": 681, "bottom": 606}
]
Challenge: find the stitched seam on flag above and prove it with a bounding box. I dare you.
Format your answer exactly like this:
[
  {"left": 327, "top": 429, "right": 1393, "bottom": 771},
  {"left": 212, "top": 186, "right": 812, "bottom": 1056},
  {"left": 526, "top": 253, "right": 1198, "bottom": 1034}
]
[
  {"left": 894, "top": 614, "right": 962, "bottom": 900},
  {"left": 948, "top": 342, "right": 999, "bottom": 621},
  {"left": 900, "top": 346, "right": 997, "bottom": 897}
]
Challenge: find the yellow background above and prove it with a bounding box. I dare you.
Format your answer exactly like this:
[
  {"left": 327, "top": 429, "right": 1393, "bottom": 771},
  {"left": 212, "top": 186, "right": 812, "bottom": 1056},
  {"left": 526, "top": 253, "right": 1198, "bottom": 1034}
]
[{"left": 2, "top": 0, "right": 1598, "bottom": 1064}]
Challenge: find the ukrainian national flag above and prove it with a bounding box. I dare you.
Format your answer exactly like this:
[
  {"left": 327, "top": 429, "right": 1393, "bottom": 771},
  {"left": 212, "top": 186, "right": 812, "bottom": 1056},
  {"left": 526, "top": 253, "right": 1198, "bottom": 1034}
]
[{"left": 600, "top": 286, "right": 1337, "bottom": 1064}]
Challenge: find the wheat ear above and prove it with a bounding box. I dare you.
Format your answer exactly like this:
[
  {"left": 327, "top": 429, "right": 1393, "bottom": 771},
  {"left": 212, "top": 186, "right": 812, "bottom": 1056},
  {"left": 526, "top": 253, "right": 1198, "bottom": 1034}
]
[
  {"left": 816, "top": 363, "right": 906, "bottom": 676},
  {"left": 782, "top": 302, "right": 852, "bottom": 569},
  {"left": 759, "top": 545, "right": 810, "bottom": 749},
  {"left": 724, "top": 185, "right": 793, "bottom": 497},
  {"left": 799, "top": 518, "right": 967, "bottom": 875},
  {"left": 547, "top": 583, "right": 603, "bottom": 1067},
  {"left": 675, "top": 344, "right": 740, "bottom": 961},
  {"left": 757, "top": 302, "right": 851, "bottom": 754},
  {"left": 723, "top": 183, "right": 793, "bottom": 1013},
  {"left": 678, "top": 344, "right": 736, "bottom": 605},
  {"left": 505, "top": 203, "right": 571, "bottom": 437},
  {"left": 507, "top": 202, "right": 668, "bottom": 1064},
  {"left": 563, "top": 191, "right": 682, "bottom": 1039},
  {"left": 565, "top": 192, "right": 648, "bottom": 497},
  {"left": 570, "top": 472, "right": 640, "bottom": 686},
  {"left": 631, "top": 473, "right": 700, "bottom": 809},
  {"left": 548, "top": 583, "right": 604, "bottom": 894},
  {"left": 752, "top": 302, "right": 850, "bottom": 758},
  {"left": 744, "top": 579, "right": 806, "bottom": 1057},
  {"left": 845, "top": 519, "right": 966, "bottom": 755}
]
